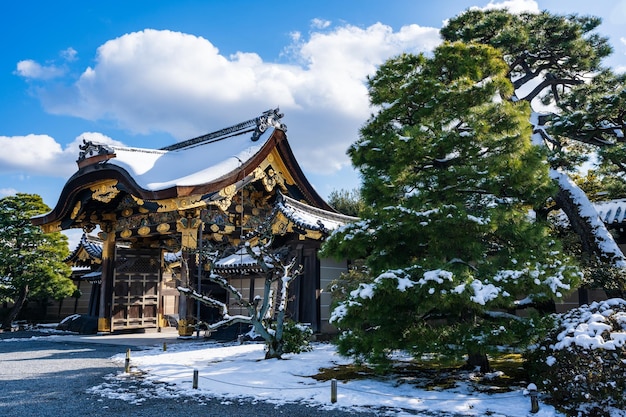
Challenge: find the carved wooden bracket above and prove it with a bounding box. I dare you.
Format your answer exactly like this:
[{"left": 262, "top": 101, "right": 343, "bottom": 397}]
[{"left": 176, "top": 216, "right": 203, "bottom": 249}]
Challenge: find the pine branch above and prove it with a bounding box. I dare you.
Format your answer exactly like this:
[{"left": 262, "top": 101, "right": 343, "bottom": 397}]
[{"left": 520, "top": 76, "right": 583, "bottom": 102}]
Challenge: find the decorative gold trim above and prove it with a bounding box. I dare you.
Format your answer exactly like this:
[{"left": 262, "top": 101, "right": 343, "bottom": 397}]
[
  {"left": 156, "top": 195, "right": 204, "bottom": 212},
  {"left": 253, "top": 166, "right": 265, "bottom": 180},
  {"left": 250, "top": 151, "right": 295, "bottom": 193},
  {"left": 212, "top": 198, "right": 232, "bottom": 212},
  {"left": 121, "top": 208, "right": 133, "bottom": 217},
  {"left": 41, "top": 221, "right": 62, "bottom": 233},
  {"left": 176, "top": 217, "right": 202, "bottom": 249},
  {"left": 267, "top": 148, "right": 296, "bottom": 185},
  {"left": 138, "top": 226, "right": 151, "bottom": 236},
  {"left": 209, "top": 184, "right": 239, "bottom": 213},
  {"left": 90, "top": 180, "right": 120, "bottom": 203},
  {"left": 98, "top": 317, "right": 111, "bottom": 333},
  {"left": 271, "top": 213, "right": 290, "bottom": 236},
  {"left": 219, "top": 184, "right": 237, "bottom": 199},
  {"left": 101, "top": 227, "right": 116, "bottom": 259},
  {"left": 178, "top": 319, "right": 194, "bottom": 336},
  {"left": 304, "top": 230, "right": 324, "bottom": 240},
  {"left": 262, "top": 168, "right": 280, "bottom": 192},
  {"left": 156, "top": 223, "right": 170, "bottom": 233},
  {"left": 70, "top": 201, "right": 81, "bottom": 220},
  {"left": 120, "top": 229, "right": 132, "bottom": 239}
]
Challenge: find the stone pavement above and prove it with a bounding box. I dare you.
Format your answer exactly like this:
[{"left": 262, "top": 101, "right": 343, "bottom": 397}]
[
  {"left": 53, "top": 326, "right": 186, "bottom": 347},
  {"left": 0, "top": 325, "right": 202, "bottom": 349}
]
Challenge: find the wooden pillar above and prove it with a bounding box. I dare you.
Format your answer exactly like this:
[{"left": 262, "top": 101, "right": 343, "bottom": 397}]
[
  {"left": 176, "top": 213, "right": 203, "bottom": 336},
  {"left": 97, "top": 226, "right": 116, "bottom": 333}
]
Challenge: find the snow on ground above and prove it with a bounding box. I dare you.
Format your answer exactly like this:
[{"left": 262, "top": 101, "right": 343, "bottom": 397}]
[{"left": 87, "top": 340, "right": 562, "bottom": 417}]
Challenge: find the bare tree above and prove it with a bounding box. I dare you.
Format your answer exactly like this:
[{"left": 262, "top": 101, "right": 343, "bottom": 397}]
[{"left": 178, "top": 237, "right": 303, "bottom": 359}]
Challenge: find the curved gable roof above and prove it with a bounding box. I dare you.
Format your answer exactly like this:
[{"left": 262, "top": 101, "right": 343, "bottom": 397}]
[{"left": 33, "top": 110, "right": 334, "bottom": 228}]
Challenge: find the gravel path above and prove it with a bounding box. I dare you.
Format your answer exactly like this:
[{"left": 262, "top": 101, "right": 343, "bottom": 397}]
[{"left": 0, "top": 332, "right": 402, "bottom": 417}]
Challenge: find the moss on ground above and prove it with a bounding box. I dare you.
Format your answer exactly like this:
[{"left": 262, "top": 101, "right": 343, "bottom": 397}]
[{"left": 313, "top": 353, "right": 528, "bottom": 393}]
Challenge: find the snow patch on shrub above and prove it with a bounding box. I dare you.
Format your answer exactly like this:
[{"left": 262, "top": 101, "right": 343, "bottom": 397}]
[{"left": 527, "top": 298, "right": 626, "bottom": 414}]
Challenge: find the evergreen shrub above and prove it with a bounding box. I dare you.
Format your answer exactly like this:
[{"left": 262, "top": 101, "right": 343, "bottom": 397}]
[{"left": 526, "top": 298, "right": 626, "bottom": 414}]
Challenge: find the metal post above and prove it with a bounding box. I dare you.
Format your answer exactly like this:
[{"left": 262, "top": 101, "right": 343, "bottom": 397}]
[
  {"left": 163, "top": 342, "right": 167, "bottom": 351},
  {"left": 125, "top": 348, "right": 131, "bottom": 373},
  {"left": 193, "top": 369, "right": 199, "bottom": 389},
  {"left": 528, "top": 383, "right": 539, "bottom": 413},
  {"left": 330, "top": 379, "right": 337, "bottom": 403},
  {"left": 196, "top": 222, "right": 203, "bottom": 338}
]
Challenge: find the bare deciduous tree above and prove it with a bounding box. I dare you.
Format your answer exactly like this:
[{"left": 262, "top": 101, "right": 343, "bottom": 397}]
[{"left": 178, "top": 237, "right": 304, "bottom": 359}]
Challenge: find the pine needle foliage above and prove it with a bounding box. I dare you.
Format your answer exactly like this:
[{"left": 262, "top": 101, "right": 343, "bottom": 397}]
[{"left": 321, "top": 42, "right": 580, "bottom": 367}]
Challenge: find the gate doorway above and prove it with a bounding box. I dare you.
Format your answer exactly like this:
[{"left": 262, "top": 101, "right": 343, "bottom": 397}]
[{"left": 111, "top": 248, "right": 160, "bottom": 330}]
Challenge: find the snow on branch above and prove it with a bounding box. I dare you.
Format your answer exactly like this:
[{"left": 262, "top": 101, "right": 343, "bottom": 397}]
[
  {"left": 208, "top": 272, "right": 248, "bottom": 307},
  {"left": 551, "top": 169, "right": 626, "bottom": 269},
  {"left": 177, "top": 286, "right": 230, "bottom": 317},
  {"left": 278, "top": 256, "right": 303, "bottom": 312},
  {"left": 531, "top": 112, "right": 626, "bottom": 269}
]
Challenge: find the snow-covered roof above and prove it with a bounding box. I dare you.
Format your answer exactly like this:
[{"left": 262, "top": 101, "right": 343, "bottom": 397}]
[
  {"left": 593, "top": 199, "right": 626, "bottom": 225},
  {"left": 213, "top": 247, "right": 264, "bottom": 274},
  {"left": 276, "top": 193, "right": 359, "bottom": 233},
  {"left": 77, "top": 108, "right": 285, "bottom": 192},
  {"left": 105, "top": 132, "right": 268, "bottom": 191},
  {"left": 66, "top": 234, "right": 180, "bottom": 266}
]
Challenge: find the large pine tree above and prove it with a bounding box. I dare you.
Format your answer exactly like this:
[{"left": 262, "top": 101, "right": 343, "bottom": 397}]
[
  {"left": 0, "top": 193, "right": 74, "bottom": 329},
  {"left": 441, "top": 9, "right": 626, "bottom": 271},
  {"left": 321, "top": 42, "right": 580, "bottom": 368}
]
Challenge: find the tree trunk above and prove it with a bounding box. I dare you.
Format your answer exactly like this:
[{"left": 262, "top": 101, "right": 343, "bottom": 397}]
[
  {"left": 466, "top": 350, "right": 491, "bottom": 373},
  {"left": 264, "top": 338, "right": 284, "bottom": 360},
  {"left": 1, "top": 285, "right": 28, "bottom": 331}
]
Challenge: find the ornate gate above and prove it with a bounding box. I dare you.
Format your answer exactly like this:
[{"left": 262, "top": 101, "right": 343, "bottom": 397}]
[{"left": 111, "top": 248, "right": 160, "bottom": 330}]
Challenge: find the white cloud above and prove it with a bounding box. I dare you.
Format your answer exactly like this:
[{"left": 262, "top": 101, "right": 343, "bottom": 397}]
[
  {"left": 60, "top": 47, "right": 78, "bottom": 62},
  {"left": 614, "top": 65, "right": 626, "bottom": 74},
  {"left": 33, "top": 24, "right": 440, "bottom": 175},
  {"left": 15, "top": 59, "right": 66, "bottom": 80},
  {"left": 475, "top": 0, "right": 539, "bottom": 13},
  {"left": 311, "top": 18, "right": 331, "bottom": 29},
  {"left": 0, "top": 132, "right": 123, "bottom": 177},
  {"left": 0, "top": 188, "right": 17, "bottom": 197},
  {"left": 15, "top": 47, "right": 77, "bottom": 80}
]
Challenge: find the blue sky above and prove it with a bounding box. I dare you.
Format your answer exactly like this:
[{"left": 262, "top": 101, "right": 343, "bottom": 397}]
[{"left": 2, "top": 0, "right": 626, "bottom": 216}]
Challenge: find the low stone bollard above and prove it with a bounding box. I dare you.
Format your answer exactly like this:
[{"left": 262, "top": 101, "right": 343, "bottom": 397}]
[
  {"left": 193, "top": 369, "right": 199, "bottom": 389},
  {"left": 527, "top": 383, "right": 539, "bottom": 413}
]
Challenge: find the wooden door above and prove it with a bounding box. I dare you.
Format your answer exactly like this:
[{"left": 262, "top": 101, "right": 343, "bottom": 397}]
[{"left": 111, "top": 248, "right": 160, "bottom": 330}]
